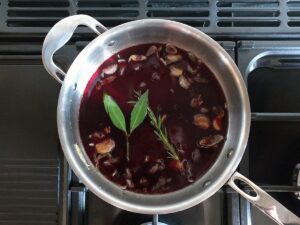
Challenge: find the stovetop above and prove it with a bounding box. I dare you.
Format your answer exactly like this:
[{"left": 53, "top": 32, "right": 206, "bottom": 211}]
[{"left": 0, "top": 1, "right": 300, "bottom": 225}]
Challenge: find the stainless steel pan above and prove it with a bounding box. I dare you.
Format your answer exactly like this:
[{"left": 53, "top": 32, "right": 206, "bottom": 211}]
[{"left": 42, "top": 15, "right": 300, "bottom": 225}]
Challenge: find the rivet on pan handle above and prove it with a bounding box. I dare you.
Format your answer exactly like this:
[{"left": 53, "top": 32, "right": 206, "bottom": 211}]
[
  {"left": 228, "top": 172, "right": 300, "bottom": 225},
  {"left": 42, "top": 15, "right": 108, "bottom": 84}
]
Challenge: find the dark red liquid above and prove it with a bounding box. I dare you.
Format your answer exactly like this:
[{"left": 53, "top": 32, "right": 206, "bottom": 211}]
[{"left": 79, "top": 43, "right": 228, "bottom": 194}]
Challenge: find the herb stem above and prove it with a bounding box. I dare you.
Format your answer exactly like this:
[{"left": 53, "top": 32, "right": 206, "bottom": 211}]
[{"left": 125, "top": 133, "right": 130, "bottom": 161}]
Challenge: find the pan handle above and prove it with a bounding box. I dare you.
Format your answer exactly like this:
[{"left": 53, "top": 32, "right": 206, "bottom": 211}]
[
  {"left": 42, "top": 15, "right": 107, "bottom": 84},
  {"left": 228, "top": 172, "right": 300, "bottom": 225}
]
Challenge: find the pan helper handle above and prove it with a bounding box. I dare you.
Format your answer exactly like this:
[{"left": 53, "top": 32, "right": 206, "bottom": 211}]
[
  {"left": 42, "top": 15, "right": 107, "bottom": 83},
  {"left": 228, "top": 172, "right": 300, "bottom": 225}
]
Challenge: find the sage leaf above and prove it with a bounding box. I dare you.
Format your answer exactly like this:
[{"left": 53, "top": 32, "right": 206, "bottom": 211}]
[
  {"left": 103, "top": 93, "right": 127, "bottom": 133},
  {"left": 130, "top": 90, "right": 149, "bottom": 133}
]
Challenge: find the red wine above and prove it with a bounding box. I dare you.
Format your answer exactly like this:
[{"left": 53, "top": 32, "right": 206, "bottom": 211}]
[{"left": 79, "top": 43, "right": 228, "bottom": 194}]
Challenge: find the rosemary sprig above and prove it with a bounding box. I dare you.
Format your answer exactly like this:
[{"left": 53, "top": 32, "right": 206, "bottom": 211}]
[
  {"left": 133, "top": 91, "right": 180, "bottom": 161},
  {"left": 147, "top": 107, "right": 180, "bottom": 161}
]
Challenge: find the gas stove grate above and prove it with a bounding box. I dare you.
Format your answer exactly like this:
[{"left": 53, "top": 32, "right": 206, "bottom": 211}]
[
  {"left": 287, "top": 0, "right": 300, "bottom": 27},
  {"left": 217, "top": 0, "right": 280, "bottom": 27},
  {"left": 0, "top": 0, "right": 299, "bottom": 38}
]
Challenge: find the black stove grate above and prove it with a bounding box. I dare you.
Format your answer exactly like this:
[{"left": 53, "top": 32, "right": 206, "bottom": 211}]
[
  {"left": 146, "top": 0, "right": 210, "bottom": 28},
  {"left": 6, "top": 0, "right": 70, "bottom": 28},
  {"left": 0, "top": 0, "right": 299, "bottom": 38},
  {"left": 216, "top": 1, "right": 281, "bottom": 28}
]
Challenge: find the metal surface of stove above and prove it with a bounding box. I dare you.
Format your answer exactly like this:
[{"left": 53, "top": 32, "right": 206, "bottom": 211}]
[
  {"left": 0, "top": 0, "right": 299, "bottom": 38},
  {"left": 0, "top": 1, "right": 300, "bottom": 225}
]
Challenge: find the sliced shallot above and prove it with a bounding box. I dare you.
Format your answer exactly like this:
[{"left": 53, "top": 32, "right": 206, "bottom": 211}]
[
  {"left": 165, "top": 43, "right": 177, "bottom": 54},
  {"left": 199, "top": 135, "right": 224, "bottom": 148},
  {"left": 169, "top": 64, "right": 183, "bottom": 77},
  {"left": 179, "top": 76, "right": 191, "bottom": 89},
  {"left": 187, "top": 64, "right": 198, "bottom": 75},
  {"left": 126, "top": 179, "right": 135, "bottom": 189},
  {"left": 193, "top": 114, "right": 210, "bottom": 129},
  {"left": 151, "top": 72, "right": 160, "bottom": 81},
  {"left": 166, "top": 54, "right": 182, "bottom": 64},
  {"left": 132, "top": 63, "right": 142, "bottom": 71},
  {"left": 190, "top": 95, "right": 203, "bottom": 108},
  {"left": 200, "top": 107, "right": 209, "bottom": 114},
  {"left": 103, "top": 63, "right": 118, "bottom": 75},
  {"left": 212, "top": 117, "right": 222, "bottom": 131},
  {"left": 159, "top": 57, "right": 167, "bottom": 66},
  {"left": 194, "top": 74, "right": 209, "bottom": 83},
  {"left": 146, "top": 45, "right": 158, "bottom": 56},
  {"left": 128, "top": 54, "right": 147, "bottom": 62},
  {"left": 95, "top": 138, "right": 115, "bottom": 154},
  {"left": 102, "top": 75, "right": 117, "bottom": 85},
  {"left": 189, "top": 52, "right": 197, "bottom": 62},
  {"left": 117, "top": 59, "right": 126, "bottom": 76}
]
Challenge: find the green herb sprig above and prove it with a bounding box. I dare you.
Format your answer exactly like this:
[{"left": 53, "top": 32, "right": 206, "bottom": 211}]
[
  {"left": 134, "top": 91, "right": 180, "bottom": 161},
  {"left": 103, "top": 91, "right": 149, "bottom": 160},
  {"left": 147, "top": 108, "right": 180, "bottom": 161}
]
